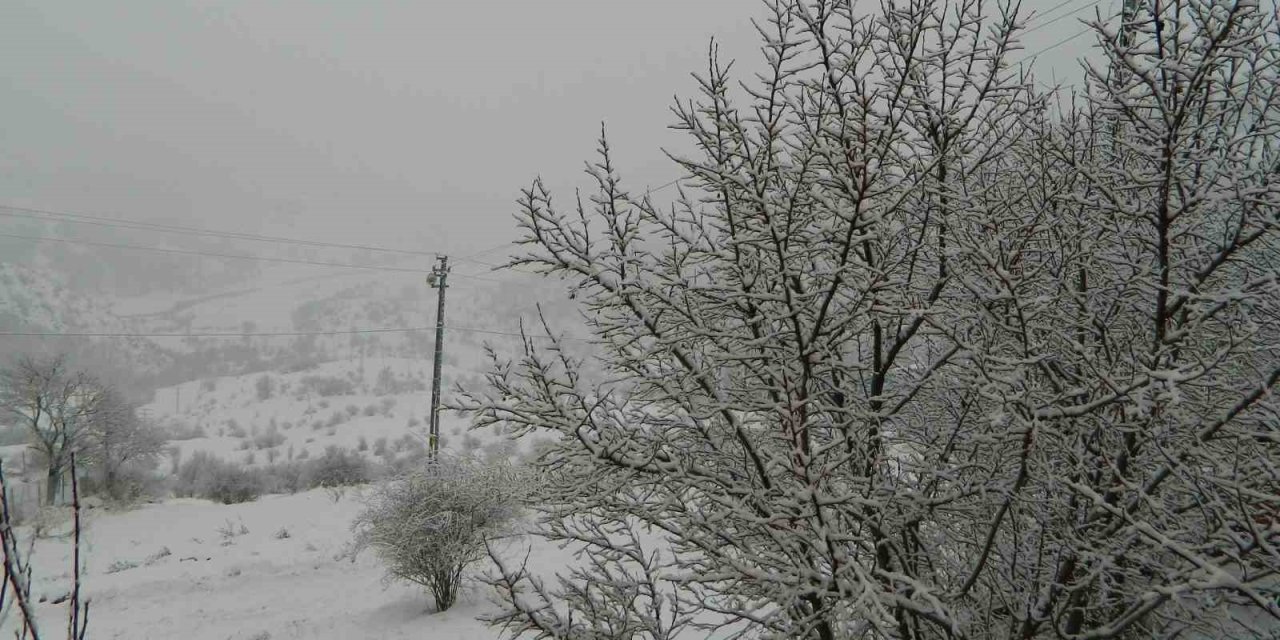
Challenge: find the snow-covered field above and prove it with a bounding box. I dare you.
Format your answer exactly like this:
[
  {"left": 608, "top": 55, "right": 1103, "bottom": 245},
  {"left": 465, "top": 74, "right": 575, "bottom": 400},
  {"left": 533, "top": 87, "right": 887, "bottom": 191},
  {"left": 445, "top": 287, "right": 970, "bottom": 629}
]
[
  {"left": 3, "top": 489, "right": 569, "bottom": 639},
  {"left": 144, "top": 356, "right": 525, "bottom": 466}
]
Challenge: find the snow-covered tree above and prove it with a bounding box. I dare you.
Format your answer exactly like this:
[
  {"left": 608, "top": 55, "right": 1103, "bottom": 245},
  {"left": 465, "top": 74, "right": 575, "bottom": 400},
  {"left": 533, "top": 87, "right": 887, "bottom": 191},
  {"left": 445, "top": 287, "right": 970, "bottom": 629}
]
[
  {"left": 80, "top": 387, "right": 165, "bottom": 501},
  {"left": 458, "top": 0, "right": 1279, "bottom": 638},
  {"left": 0, "top": 355, "right": 105, "bottom": 506}
]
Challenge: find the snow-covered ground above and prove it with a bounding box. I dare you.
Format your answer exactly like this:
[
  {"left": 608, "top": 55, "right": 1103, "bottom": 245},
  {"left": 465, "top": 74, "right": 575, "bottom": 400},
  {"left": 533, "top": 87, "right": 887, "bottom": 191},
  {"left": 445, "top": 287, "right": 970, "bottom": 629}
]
[
  {"left": 2, "top": 488, "right": 570, "bottom": 639},
  {"left": 144, "top": 357, "right": 526, "bottom": 466}
]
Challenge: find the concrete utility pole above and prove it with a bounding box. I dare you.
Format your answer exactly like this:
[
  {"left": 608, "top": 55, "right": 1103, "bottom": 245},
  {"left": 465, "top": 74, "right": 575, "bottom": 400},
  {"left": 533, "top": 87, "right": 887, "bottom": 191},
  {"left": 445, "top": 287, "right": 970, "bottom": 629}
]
[{"left": 426, "top": 255, "right": 450, "bottom": 458}]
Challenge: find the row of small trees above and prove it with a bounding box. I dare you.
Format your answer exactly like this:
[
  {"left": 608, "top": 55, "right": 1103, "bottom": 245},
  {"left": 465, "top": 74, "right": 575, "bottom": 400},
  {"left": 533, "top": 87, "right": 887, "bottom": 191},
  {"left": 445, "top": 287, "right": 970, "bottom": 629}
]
[
  {"left": 0, "top": 355, "right": 164, "bottom": 505},
  {"left": 458, "top": 0, "right": 1280, "bottom": 638}
]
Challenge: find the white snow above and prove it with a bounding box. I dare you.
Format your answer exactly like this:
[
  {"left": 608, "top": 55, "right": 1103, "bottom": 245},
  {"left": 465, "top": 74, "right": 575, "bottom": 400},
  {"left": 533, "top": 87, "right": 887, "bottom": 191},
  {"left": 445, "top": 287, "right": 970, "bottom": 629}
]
[{"left": 1, "top": 488, "right": 572, "bottom": 639}]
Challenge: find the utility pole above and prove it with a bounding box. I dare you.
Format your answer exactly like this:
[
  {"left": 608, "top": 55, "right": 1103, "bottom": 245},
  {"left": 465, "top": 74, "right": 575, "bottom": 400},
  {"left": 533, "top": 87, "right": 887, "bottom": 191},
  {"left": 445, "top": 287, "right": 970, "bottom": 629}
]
[
  {"left": 426, "top": 255, "right": 450, "bottom": 459},
  {"left": 1108, "top": 0, "right": 1144, "bottom": 152}
]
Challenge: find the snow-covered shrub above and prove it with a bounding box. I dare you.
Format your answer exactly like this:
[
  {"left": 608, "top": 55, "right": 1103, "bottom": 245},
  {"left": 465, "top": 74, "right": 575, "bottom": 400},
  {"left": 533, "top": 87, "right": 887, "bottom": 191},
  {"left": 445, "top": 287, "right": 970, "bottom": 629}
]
[
  {"left": 254, "top": 374, "right": 274, "bottom": 401},
  {"left": 172, "top": 452, "right": 264, "bottom": 504},
  {"left": 261, "top": 461, "right": 307, "bottom": 494},
  {"left": 303, "top": 446, "right": 370, "bottom": 489},
  {"left": 253, "top": 428, "right": 285, "bottom": 450},
  {"left": 105, "top": 559, "right": 139, "bottom": 574},
  {"left": 298, "top": 375, "right": 355, "bottom": 398},
  {"left": 352, "top": 456, "right": 525, "bottom": 611}
]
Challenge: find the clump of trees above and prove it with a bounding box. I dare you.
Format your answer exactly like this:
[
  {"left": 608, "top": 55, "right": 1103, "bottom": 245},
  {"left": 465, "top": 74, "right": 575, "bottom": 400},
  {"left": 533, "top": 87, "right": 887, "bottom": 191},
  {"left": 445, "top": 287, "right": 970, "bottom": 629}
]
[
  {"left": 457, "top": 0, "right": 1280, "bottom": 638},
  {"left": 0, "top": 354, "right": 164, "bottom": 505},
  {"left": 172, "top": 445, "right": 377, "bottom": 504},
  {"left": 352, "top": 456, "right": 525, "bottom": 612}
]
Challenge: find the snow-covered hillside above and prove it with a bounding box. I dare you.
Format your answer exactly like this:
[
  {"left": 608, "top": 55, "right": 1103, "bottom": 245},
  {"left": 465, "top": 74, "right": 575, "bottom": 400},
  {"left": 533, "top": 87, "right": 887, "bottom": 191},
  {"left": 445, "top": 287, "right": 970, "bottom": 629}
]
[
  {"left": 2, "top": 489, "right": 576, "bottom": 640},
  {"left": 0, "top": 263, "right": 172, "bottom": 374},
  {"left": 146, "top": 357, "right": 534, "bottom": 468}
]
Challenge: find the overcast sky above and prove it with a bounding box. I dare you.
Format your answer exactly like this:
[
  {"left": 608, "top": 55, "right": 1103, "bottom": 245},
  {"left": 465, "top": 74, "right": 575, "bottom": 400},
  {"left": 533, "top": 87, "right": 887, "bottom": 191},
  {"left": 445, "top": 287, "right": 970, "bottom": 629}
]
[{"left": 1, "top": 0, "right": 1108, "bottom": 263}]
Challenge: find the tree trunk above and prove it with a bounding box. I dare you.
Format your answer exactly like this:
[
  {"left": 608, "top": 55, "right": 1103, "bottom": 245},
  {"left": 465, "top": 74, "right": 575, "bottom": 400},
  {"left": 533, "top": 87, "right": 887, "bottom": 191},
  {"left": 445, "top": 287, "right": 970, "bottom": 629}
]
[
  {"left": 45, "top": 466, "right": 61, "bottom": 506},
  {"left": 104, "top": 466, "right": 117, "bottom": 500}
]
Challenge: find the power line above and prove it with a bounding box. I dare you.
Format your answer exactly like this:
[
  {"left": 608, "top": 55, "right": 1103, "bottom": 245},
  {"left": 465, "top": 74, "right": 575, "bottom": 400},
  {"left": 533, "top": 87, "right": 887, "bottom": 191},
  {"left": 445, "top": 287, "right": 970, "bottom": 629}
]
[
  {"left": 0, "top": 204, "right": 443, "bottom": 259},
  {"left": 0, "top": 204, "right": 535, "bottom": 278},
  {"left": 456, "top": 242, "right": 512, "bottom": 263},
  {"left": 646, "top": 177, "right": 682, "bottom": 195},
  {"left": 1028, "top": 0, "right": 1097, "bottom": 23},
  {"left": 1020, "top": 0, "right": 1104, "bottom": 38},
  {"left": 1013, "top": 0, "right": 1174, "bottom": 68},
  {"left": 1013, "top": 25, "right": 1097, "bottom": 64},
  {"left": 0, "top": 231, "right": 514, "bottom": 283}
]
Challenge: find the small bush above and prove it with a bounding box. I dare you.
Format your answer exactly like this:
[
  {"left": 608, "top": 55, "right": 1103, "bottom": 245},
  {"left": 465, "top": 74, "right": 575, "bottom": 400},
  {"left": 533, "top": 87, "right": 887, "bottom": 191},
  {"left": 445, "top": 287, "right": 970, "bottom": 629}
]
[
  {"left": 163, "top": 421, "right": 206, "bottom": 441},
  {"left": 173, "top": 452, "right": 264, "bottom": 504},
  {"left": 362, "top": 404, "right": 378, "bottom": 417},
  {"left": 357, "top": 436, "right": 369, "bottom": 452},
  {"left": 300, "top": 375, "right": 355, "bottom": 397},
  {"left": 105, "top": 559, "right": 139, "bottom": 574},
  {"left": 264, "top": 461, "right": 307, "bottom": 493},
  {"left": 218, "top": 519, "right": 249, "bottom": 540},
  {"left": 352, "top": 456, "right": 525, "bottom": 612},
  {"left": 254, "top": 429, "right": 286, "bottom": 450},
  {"left": 304, "top": 446, "right": 370, "bottom": 489},
  {"left": 255, "top": 375, "right": 274, "bottom": 401},
  {"left": 144, "top": 546, "right": 171, "bottom": 565}
]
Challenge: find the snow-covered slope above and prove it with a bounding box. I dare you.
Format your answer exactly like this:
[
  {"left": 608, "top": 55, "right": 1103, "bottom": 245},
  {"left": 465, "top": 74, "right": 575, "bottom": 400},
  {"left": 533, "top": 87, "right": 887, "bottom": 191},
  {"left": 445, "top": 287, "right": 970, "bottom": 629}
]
[
  {"left": 3, "top": 489, "right": 576, "bottom": 640},
  {"left": 0, "top": 263, "right": 174, "bottom": 375},
  {"left": 146, "top": 357, "right": 530, "bottom": 467}
]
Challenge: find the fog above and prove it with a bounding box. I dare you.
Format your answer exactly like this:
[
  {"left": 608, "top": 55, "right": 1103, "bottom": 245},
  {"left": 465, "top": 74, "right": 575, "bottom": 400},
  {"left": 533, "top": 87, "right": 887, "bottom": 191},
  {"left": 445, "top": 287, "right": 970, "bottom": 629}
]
[{"left": 2, "top": 0, "right": 1102, "bottom": 289}]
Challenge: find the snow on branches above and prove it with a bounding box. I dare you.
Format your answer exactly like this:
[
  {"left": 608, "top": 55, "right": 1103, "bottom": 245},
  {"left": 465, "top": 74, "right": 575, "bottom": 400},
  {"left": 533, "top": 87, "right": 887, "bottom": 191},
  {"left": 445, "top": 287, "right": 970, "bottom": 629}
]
[{"left": 457, "top": 0, "right": 1280, "bottom": 637}]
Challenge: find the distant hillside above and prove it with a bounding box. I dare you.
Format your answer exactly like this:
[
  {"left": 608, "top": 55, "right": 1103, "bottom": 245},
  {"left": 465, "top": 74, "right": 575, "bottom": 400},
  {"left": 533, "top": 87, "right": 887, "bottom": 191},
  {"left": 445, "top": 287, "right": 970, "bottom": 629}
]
[
  {"left": 0, "top": 263, "right": 174, "bottom": 382},
  {"left": 145, "top": 357, "right": 541, "bottom": 470},
  {"left": 0, "top": 259, "right": 586, "bottom": 398}
]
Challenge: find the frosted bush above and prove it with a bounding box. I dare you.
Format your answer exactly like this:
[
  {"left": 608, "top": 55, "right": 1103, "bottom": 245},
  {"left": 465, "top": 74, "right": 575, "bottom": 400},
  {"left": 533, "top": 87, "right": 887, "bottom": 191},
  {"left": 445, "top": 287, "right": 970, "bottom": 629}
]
[{"left": 352, "top": 456, "right": 525, "bottom": 611}]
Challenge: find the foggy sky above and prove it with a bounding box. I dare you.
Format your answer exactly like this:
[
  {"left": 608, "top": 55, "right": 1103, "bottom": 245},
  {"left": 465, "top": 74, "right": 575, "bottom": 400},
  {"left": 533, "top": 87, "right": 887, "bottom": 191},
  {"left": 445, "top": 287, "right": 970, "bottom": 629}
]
[{"left": 1, "top": 0, "right": 1105, "bottom": 263}]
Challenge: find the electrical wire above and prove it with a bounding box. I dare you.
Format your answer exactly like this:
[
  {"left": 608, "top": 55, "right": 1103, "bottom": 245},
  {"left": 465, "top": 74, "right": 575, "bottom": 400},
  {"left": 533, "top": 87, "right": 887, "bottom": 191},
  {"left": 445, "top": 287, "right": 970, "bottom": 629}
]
[
  {"left": 1019, "top": 0, "right": 1104, "bottom": 38},
  {"left": 0, "top": 204, "right": 539, "bottom": 277},
  {"left": 0, "top": 231, "right": 515, "bottom": 283},
  {"left": 0, "top": 204, "right": 445, "bottom": 259}
]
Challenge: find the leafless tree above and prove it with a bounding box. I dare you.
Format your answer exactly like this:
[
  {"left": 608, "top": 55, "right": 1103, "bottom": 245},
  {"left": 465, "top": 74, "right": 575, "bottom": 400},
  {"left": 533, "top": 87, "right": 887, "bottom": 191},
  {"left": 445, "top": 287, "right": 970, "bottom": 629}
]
[
  {"left": 0, "top": 356, "right": 105, "bottom": 506},
  {"left": 457, "top": 0, "right": 1280, "bottom": 638},
  {"left": 79, "top": 387, "right": 164, "bottom": 501}
]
